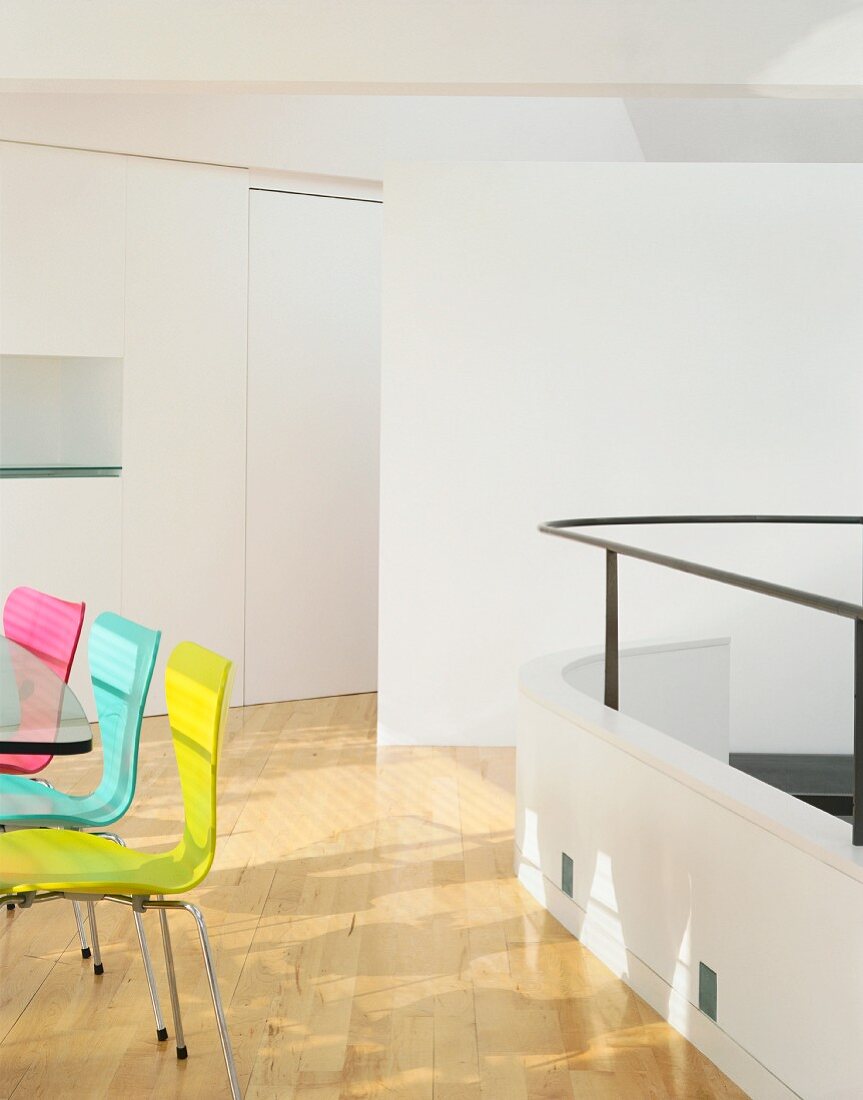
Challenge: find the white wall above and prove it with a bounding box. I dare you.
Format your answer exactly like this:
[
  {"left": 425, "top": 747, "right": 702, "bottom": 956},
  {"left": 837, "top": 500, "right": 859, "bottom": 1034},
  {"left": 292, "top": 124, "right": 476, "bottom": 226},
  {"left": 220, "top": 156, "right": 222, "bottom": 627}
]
[
  {"left": 0, "top": 95, "right": 643, "bottom": 179},
  {"left": 379, "top": 162, "right": 863, "bottom": 751},
  {"left": 246, "top": 189, "right": 381, "bottom": 703},
  {"left": 122, "top": 157, "right": 248, "bottom": 713},
  {"left": 1, "top": 1, "right": 862, "bottom": 95}
]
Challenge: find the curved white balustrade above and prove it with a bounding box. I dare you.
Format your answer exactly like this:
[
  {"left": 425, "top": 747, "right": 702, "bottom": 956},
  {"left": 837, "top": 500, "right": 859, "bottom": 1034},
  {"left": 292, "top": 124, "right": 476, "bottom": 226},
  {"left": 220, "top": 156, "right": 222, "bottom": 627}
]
[{"left": 516, "top": 640, "right": 863, "bottom": 1100}]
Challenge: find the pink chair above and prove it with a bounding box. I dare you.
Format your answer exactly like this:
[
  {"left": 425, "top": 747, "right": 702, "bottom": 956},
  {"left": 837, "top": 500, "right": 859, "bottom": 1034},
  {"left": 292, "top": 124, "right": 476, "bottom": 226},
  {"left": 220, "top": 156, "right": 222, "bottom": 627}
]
[{"left": 0, "top": 586, "right": 86, "bottom": 776}]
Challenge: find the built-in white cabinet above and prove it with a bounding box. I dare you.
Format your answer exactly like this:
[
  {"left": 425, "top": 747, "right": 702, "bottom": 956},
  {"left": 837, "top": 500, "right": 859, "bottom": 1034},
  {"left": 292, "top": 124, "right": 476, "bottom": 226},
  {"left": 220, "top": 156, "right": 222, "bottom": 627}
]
[
  {"left": 0, "top": 477, "right": 122, "bottom": 720},
  {"left": 122, "top": 158, "right": 248, "bottom": 714},
  {"left": 245, "top": 190, "right": 381, "bottom": 704},
  {"left": 0, "top": 143, "right": 126, "bottom": 722},
  {"left": 0, "top": 145, "right": 249, "bottom": 719},
  {"left": 0, "top": 142, "right": 379, "bottom": 716},
  {"left": 0, "top": 143, "right": 125, "bottom": 358}
]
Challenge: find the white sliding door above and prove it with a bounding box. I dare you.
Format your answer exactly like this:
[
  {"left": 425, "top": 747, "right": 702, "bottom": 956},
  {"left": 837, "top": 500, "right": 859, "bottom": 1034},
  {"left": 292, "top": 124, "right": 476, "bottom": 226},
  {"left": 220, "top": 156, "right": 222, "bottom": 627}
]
[{"left": 246, "top": 189, "right": 381, "bottom": 704}]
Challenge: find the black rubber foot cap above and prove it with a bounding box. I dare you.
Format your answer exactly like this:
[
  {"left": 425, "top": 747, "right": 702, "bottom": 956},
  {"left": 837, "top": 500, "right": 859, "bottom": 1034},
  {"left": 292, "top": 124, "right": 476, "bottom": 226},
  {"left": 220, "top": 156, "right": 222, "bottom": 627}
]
[
  {"left": 6, "top": 903, "right": 14, "bottom": 911},
  {"left": 176, "top": 1046, "right": 188, "bottom": 1061},
  {"left": 81, "top": 947, "right": 92, "bottom": 959},
  {"left": 94, "top": 962, "right": 104, "bottom": 975},
  {"left": 156, "top": 1027, "right": 168, "bottom": 1042}
]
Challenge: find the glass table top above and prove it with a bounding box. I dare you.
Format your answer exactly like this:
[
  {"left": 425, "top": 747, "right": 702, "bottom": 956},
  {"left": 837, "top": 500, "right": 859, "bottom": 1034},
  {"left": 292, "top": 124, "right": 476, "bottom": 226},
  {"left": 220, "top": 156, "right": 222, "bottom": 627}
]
[{"left": 0, "top": 636, "right": 92, "bottom": 755}]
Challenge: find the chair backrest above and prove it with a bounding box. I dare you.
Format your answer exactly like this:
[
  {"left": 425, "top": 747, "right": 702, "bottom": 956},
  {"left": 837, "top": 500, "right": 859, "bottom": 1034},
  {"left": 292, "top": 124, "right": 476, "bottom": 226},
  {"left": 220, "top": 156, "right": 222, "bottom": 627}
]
[
  {"left": 166, "top": 641, "right": 234, "bottom": 890},
  {"left": 0, "top": 586, "right": 87, "bottom": 776},
  {"left": 2, "top": 586, "right": 85, "bottom": 683},
  {"left": 88, "top": 612, "right": 161, "bottom": 824}
]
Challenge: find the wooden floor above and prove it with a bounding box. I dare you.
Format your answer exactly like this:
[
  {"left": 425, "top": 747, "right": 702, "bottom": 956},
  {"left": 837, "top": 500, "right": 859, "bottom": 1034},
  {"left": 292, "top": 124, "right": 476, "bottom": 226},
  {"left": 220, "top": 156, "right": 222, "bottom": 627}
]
[{"left": 0, "top": 694, "right": 746, "bottom": 1099}]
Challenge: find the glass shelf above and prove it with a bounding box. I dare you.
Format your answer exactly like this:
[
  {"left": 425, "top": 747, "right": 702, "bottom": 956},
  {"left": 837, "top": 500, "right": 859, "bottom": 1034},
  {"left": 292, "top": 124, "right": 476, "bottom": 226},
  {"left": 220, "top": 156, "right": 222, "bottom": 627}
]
[{"left": 0, "top": 465, "right": 121, "bottom": 479}]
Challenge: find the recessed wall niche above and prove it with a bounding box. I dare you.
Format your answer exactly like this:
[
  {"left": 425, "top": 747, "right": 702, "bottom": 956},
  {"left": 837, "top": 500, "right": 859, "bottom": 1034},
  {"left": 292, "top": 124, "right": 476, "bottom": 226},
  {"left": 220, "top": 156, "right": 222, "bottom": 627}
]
[{"left": 0, "top": 356, "right": 122, "bottom": 476}]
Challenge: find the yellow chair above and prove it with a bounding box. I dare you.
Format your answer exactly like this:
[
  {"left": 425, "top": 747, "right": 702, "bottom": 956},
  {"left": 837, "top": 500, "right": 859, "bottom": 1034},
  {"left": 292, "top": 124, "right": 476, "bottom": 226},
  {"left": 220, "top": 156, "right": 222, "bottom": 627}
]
[{"left": 0, "top": 641, "right": 240, "bottom": 1099}]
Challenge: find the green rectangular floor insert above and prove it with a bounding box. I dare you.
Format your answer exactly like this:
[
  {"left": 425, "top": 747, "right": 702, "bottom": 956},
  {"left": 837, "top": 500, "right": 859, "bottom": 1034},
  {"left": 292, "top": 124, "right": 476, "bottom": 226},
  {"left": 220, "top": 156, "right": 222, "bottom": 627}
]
[
  {"left": 561, "top": 852, "right": 573, "bottom": 897},
  {"left": 699, "top": 962, "right": 717, "bottom": 1021}
]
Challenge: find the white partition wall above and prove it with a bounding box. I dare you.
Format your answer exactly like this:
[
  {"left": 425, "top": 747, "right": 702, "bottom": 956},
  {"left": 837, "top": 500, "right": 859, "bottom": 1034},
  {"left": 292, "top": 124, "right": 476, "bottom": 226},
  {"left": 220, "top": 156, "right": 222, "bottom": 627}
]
[
  {"left": 122, "top": 157, "right": 248, "bottom": 713},
  {"left": 517, "top": 647, "right": 863, "bottom": 1099},
  {"left": 245, "top": 189, "right": 381, "bottom": 703},
  {"left": 379, "top": 163, "right": 863, "bottom": 750}
]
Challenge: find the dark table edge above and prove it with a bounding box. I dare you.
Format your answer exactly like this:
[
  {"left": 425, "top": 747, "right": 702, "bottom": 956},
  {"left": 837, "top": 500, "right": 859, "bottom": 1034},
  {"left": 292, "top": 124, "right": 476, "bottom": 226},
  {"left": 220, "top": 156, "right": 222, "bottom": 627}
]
[{"left": 0, "top": 738, "right": 93, "bottom": 756}]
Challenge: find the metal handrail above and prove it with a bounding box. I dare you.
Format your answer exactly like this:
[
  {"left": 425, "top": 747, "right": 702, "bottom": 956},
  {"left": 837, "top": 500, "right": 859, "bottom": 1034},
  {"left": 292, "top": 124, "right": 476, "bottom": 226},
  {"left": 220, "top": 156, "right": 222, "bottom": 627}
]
[{"left": 539, "top": 515, "right": 863, "bottom": 844}]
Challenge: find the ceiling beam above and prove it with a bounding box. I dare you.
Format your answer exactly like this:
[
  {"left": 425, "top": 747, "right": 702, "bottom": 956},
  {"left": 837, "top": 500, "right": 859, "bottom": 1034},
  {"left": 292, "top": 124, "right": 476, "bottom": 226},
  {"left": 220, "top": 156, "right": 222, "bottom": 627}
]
[{"left": 2, "top": 1, "right": 863, "bottom": 97}]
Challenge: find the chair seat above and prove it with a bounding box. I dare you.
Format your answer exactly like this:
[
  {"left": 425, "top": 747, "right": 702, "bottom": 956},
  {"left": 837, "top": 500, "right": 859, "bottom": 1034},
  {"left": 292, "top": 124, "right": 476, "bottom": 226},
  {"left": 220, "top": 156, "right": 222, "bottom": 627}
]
[
  {"left": 0, "top": 828, "right": 202, "bottom": 897},
  {"left": 0, "top": 753, "right": 53, "bottom": 776},
  {"left": 0, "top": 773, "right": 123, "bottom": 829}
]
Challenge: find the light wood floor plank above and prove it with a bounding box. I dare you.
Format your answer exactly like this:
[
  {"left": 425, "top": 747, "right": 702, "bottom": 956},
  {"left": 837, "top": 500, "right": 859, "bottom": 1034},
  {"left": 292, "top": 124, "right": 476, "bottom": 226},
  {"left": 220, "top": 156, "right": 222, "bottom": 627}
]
[{"left": 0, "top": 694, "right": 747, "bottom": 1098}]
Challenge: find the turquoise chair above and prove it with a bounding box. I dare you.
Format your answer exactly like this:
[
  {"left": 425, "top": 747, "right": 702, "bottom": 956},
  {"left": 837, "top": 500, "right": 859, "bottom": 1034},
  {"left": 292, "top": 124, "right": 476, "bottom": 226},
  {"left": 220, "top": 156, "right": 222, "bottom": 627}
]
[
  {"left": 0, "top": 612, "right": 166, "bottom": 1036},
  {"left": 0, "top": 612, "right": 160, "bottom": 830}
]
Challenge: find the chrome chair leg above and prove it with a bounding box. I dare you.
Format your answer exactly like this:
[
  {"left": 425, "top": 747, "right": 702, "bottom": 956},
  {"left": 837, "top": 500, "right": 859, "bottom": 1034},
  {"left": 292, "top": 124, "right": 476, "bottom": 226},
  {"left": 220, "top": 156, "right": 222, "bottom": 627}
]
[
  {"left": 86, "top": 900, "right": 104, "bottom": 975},
  {"left": 188, "top": 903, "right": 240, "bottom": 1100},
  {"left": 146, "top": 898, "right": 241, "bottom": 1099},
  {"left": 93, "top": 831, "right": 167, "bottom": 1041},
  {"left": 0, "top": 827, "right": 12, "bottom": 912},
  {"left": 84, "top": 832, "right": 120, "bottom": 978},
  {"left": 133, "top": 909, "right": 169, "bottom": 1042},
  {"left": 72, "top": 900, "right": 91, "bottom": 959},
  {"left": 155, "top": 897, "right": 187, "bottom": 1059}
]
